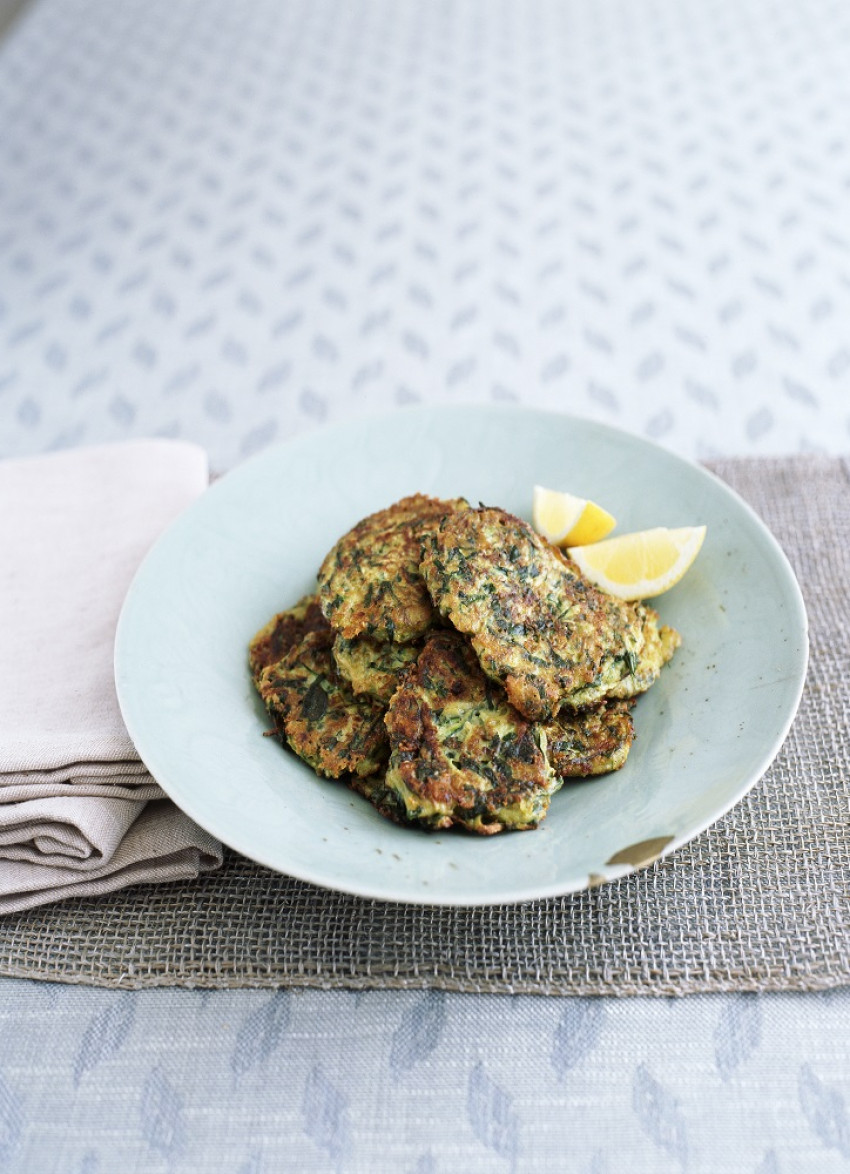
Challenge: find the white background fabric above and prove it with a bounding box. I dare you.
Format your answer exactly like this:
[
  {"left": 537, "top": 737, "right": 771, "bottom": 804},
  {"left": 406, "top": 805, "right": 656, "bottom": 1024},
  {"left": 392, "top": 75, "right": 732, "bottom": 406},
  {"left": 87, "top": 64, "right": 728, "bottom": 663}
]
[
  {"left": 1, "top": 0, "right": 849, "bottom": 468},
  {"left": 0, "top": 0, "right": 848, "bottom": 1168},
  {"left": 0, "top": 982, "right": 848, "bottom": 1173}
]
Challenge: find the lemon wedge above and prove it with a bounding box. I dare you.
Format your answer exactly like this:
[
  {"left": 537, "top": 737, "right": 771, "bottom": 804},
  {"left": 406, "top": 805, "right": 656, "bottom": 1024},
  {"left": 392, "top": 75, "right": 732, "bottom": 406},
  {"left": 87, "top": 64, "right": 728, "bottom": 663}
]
[
  {"left": 567, "top": 526, "right": 707, "bottom": 600},
  {"left": 532, "top": 486, "right": 617, "bottom": 547}
]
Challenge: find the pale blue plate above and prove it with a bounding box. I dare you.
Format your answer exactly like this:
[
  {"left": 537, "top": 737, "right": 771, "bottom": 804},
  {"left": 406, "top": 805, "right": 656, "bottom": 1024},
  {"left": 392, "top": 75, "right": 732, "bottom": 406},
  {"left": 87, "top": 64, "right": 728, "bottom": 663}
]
[{"left": 114, "top": 406, "right": 808, "bottom": 905}]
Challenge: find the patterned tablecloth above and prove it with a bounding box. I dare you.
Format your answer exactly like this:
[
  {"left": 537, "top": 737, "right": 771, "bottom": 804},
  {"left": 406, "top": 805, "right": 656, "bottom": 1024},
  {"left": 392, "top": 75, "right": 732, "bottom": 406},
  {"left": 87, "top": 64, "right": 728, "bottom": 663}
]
[{"left": 0, "top": 0, "right": 849, "bottom": 1170}]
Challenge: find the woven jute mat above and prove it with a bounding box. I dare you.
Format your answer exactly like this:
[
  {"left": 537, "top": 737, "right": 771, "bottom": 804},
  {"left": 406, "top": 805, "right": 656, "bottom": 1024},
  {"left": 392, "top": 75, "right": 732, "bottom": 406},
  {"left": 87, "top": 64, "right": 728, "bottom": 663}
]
[{"left": 0, "top": 455, "right": 847, "bottom": 995}]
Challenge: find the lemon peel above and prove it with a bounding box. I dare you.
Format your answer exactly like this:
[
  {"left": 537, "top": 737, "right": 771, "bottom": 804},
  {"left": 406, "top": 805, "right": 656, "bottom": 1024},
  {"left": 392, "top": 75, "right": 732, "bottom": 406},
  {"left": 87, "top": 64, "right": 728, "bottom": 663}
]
[
  {"left": 532, "top": 486, "right": 616, "bottom": 547},
  {"left": 568, "top": 526, "right": 707, "bottom": 600}
]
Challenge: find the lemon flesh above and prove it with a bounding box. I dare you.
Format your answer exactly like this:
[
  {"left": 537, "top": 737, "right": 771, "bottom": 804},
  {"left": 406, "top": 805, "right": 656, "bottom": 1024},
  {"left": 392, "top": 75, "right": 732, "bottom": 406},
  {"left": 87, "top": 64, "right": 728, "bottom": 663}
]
[
  {"left": 532, "top": 486, "right": 616, "bottom": 547},
  {"left": 568, "top": 526, "right": 707, "bottom": 600}
]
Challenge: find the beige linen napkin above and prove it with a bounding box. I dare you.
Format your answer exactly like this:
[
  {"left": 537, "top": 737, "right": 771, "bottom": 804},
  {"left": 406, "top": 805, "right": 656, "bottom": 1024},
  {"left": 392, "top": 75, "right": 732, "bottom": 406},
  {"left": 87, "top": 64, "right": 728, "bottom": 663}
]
[{"left": 0, "top": 440, "right": 223, "bottom": 913}]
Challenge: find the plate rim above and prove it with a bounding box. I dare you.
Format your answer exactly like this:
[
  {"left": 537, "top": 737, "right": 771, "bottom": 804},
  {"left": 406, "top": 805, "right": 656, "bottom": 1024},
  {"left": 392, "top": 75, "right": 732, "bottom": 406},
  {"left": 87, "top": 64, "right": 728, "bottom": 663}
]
[{"left": 114, "top": 404, "right": 809, "bottom": 905}]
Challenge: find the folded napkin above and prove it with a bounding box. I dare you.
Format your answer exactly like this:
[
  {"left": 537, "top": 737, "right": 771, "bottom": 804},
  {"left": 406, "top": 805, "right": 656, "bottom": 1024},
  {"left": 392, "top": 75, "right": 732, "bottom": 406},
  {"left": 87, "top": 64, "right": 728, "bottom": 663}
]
[{"left": 0, "top": 440, "right": 223, "bottom": 913}]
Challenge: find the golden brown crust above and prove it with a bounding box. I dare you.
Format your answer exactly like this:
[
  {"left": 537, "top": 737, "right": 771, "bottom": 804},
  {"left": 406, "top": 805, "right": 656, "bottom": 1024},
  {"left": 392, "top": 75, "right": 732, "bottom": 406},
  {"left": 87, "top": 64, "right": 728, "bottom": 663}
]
[
  {"left": 420, "top": 506, "right": 646, "bottom": 720},
  {"left": 541, "top": 700, "right": 635, "bottom": 778},
  {"left": 317, "top": 494, "right": 468, "bottom": 644},
  {"left": 248, "top": 595, "right": 328, "bottom": 680},
  {"left": 604, "top": 608, "right": 681, "bottom": 700},
  {"left": 250, "top": 493, "right": 683, "bottom": 834},
  {"left": 332, "top": 633, "right": 423, "bottom": 703},
  {"left": 346, "top": 773, "right": 410, "bottom": 826},
  {"left": 256, "top": 629, "right": 388, "bottom": 779},
  {"left": 382, "top": 630, "right": 559, "bottom": 833}
]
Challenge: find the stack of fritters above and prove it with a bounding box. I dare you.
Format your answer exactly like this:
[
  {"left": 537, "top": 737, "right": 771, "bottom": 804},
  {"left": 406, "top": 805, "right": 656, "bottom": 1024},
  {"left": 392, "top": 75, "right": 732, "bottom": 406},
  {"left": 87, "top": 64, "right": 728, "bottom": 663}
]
[{"left": 250, "top": 494, "right": 681, "bottom": 834}]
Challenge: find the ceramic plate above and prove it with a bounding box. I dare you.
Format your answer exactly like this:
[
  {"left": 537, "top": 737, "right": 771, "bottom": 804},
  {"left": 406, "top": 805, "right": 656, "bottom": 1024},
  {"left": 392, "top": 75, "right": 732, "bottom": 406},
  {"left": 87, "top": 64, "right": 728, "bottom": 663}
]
[{"left": 115, "top": 406, "right": 808, "bottom": 905}]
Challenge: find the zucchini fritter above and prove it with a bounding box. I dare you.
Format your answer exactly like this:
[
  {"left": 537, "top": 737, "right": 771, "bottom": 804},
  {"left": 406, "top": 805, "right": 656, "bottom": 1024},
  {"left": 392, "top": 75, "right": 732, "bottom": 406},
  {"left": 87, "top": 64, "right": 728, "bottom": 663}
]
[
  {"left": 317, "top": 494, "right": 468, "bottom": 644},
  {"left": 605, "top": 608, "right": 681, "bottom": 700},
  {"left": 332, "top": 633, "right": 422, "bottom": 703},
  {"left": 347, "top": 772, "right": 412, "bottom": 827},
  {"left": 250, "top": 491, "right": 683, "bottom": 835},
  {"left": 541, "top": 700, "right": 635, "bottom": 778},
  {"left": 420, "top": 506, "right": 647, "bottom": 721},
  {"left": 382, "top": 630, "right": 560, "bottom": 834},
  {"left": 256, "top": 629, "right": 388, "bottom": 779},
  {"left": 248, "top": 594, "right": 328, "bottom": 680}
]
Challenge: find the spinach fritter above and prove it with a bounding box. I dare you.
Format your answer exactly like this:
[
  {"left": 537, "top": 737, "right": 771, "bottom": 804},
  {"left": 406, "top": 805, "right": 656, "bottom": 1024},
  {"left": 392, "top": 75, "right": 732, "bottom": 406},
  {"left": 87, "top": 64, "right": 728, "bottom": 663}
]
[
  {"left": 250, "top": 491, "right": 683, "bottom": 835},
  {"left": 332, "top": 633, "right": 423, "bottom": 703},
  {"left": 248, "top": 594, "right": 328, "bottom": 680},
  {"left": 605, "top": 608, "right": 681, "bottom": 700},
  {"left": 420, "top": 506, "right": 648, "bottom": 721},
  {"left": 541, "top": 700, "right": 635, "bottom": 778},
  {"left": 382, "top": 630, "right": 560, "bottom": 834},
  {"left": 317, "top": 494, "right": 468, "bottom": 644},
  {"left": 256, "top": 629, "right": 388, "bottom": 779},
  {"left": 347, "top": 772, "right": 412, "bottom": 827}
]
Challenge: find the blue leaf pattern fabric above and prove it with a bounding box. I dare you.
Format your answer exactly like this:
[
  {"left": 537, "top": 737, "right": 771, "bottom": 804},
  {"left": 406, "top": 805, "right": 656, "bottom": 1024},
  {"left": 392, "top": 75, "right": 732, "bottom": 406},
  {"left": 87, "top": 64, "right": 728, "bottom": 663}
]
[
  {"left": 551, "top": 1001, "right": 606, "bottom": 1078},
  {"left": 0, "top": 983, "right": 845, "bottom": 1169},
  {"left": 754, "top": 1151, "right": 780, "bottom": 1174},
  {"left": 467, "top": 1061, "right": 519, "bottom": 1169},
  {"left": 140, "top": 1066, "right": 187, "bottom": 1160},
  {"left": 798, "top": 1065, "right": 850, "bottom": 1159},
  {"left": 302, "top": 1065, "right": 350, "bottom": 1166},
  {"left": 1, "top": 0, "right": 849, "bottom": 468},
  {"left": 73, "top": 992, "right": 136, "bottom": 1087},
  {"left": 411, "top": 1155, "right": 436, "bottom": 1174},
  {"left": 0, "top": 1072, "right": 22, "bottom": 1165},
  {"left": 389, "top": 991, "right": 446, "bottom": 1074},
  {"left": 632, "top": 1063, "right": 689, "bottom": 1169},
  {"left": 714, "top": 995, "right": 762, "bottom": 1082},
  {"left": 236, "top": 1153, "right": 263, "bottom": 1174},
  {"left": 231, "top": 992, "right": 292, "bottom": 1083}
]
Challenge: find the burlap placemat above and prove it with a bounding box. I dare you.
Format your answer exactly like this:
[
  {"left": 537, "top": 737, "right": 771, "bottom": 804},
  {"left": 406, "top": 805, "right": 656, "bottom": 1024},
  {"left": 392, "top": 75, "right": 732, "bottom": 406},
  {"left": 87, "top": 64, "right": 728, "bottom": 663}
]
[{"left": 0, "top": 455, "right": 846, "bottom": 995}]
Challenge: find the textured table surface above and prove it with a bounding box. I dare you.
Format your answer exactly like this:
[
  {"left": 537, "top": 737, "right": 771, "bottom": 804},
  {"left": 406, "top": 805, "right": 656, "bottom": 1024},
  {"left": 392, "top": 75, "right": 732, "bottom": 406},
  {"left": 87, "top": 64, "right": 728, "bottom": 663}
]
[
  {"left": 1, "top": 455, "right": 845, "bottom": 1004},
  {"left": 1, "top": 0, "right": 849, "bottom": 1170}
]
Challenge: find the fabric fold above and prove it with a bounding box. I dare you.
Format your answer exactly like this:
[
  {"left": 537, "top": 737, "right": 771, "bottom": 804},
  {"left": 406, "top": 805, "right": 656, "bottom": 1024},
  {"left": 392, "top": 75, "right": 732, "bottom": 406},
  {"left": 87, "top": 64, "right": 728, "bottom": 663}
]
[
  {"left": 0, "top": 440, "right": 224, "bottom": 912},
  {"left": 0, "top": 802, "right": 223, "bottom": 914}
]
